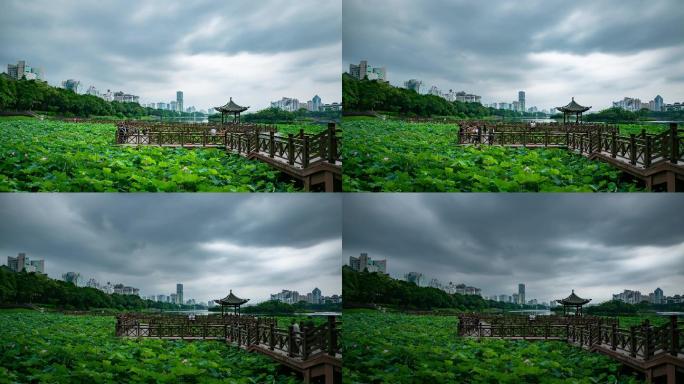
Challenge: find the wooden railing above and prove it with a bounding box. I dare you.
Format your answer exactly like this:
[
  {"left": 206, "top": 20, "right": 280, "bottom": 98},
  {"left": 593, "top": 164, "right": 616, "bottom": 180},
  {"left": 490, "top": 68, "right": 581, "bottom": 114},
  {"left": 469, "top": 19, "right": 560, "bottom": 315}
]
[
  {"left": 115, "top": 122, "right": 341, "bottom": 169},
  {"left": 228, "top": 123, "right": 341, "bottom": 168},
  {"left": 115, "top": 313, "right": 341, "bottom": 361},
  {"left": 458, "top": 121, "right": 619, "bottom": 134},
  {"left": 458, "top": 314, "right": 684, "bottom": 363},
  {"left": 459, "top": 123, "right": 683, "bottom": 168}
]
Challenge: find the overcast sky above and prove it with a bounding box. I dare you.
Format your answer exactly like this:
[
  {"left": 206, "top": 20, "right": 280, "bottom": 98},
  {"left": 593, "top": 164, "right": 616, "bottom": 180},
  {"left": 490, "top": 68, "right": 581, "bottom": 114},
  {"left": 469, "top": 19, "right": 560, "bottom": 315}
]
[
  {"left": 0, "top": 0, "right": 341, "bottom": 111},
  {"left": 343, "top": 0, "right": 684, "bottom": 111},
  {"left": 343, "top": 194, "right": 684, "bottom": 304},
  {"left": 0, "top": 194, "right": 341, "bottom": 304}
]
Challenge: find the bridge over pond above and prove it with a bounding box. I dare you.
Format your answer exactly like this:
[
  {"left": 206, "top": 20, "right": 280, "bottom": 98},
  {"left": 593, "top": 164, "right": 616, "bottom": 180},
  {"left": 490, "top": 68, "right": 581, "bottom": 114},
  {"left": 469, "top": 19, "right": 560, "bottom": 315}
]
[
  {"left": 114, "top": 121, "right": 342, "bottom": 192},
  {"left": 458, "top": 122, "right": 684, "bottom": 191},
  {"left": 458, "top": 313, "right": 684, "bottom": 384},
  {"left": 116, "top": 313, "right": 341, "bottom": 384}
]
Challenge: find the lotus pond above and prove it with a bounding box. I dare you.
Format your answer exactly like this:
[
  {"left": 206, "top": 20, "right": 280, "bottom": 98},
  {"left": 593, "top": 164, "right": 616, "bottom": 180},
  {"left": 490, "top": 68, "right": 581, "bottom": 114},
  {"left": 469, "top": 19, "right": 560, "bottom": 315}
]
[
  {"left": 0, "top": 120, "right": 300, "bottom": 192},
  {"left": 342, "top": 119, "right": 643, "bottom": 192},
  {"left": 0, "top": 310, "right": 302, "bottom": 383},
  {"left": 342, "top": 310, "right": 643, "bottom": 384}
]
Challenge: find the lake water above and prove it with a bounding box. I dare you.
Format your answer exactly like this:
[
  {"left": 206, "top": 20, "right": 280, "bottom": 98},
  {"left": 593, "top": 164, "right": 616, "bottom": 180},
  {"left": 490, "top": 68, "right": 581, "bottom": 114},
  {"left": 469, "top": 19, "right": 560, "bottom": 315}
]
[{"left": 507, "top": 309, "right": 552, "bottom": 315}]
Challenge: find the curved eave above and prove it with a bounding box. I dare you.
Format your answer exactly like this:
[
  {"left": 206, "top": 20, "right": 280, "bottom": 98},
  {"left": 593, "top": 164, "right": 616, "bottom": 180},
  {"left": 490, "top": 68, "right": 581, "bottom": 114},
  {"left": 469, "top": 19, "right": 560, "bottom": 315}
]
[{"left": 556, "top": 106, "right": 591, "bottom": 113}]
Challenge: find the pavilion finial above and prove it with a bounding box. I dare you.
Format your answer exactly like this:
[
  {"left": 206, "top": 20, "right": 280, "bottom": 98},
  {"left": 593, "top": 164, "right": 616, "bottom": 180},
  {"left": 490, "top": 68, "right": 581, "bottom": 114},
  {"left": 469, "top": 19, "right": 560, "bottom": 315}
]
[
  {"left": 230, "top": 289, "right": 232, "bottom": 294},
  {"left": 572, "top": 97, "right": 574, "bottom": 101},
  {"left": 572, "top": 289, "right": 574, "bottom": 293}
]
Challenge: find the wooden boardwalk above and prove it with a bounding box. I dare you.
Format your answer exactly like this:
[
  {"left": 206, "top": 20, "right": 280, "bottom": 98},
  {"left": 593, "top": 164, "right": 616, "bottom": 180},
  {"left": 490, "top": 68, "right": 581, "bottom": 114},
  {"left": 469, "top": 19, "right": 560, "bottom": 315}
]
[
  {"left": 457, "top": 122, "right": 684, "bottom": 191},
  {"left": 115, "top": 122, "right": 342, "bottom": 191},
  {"left": 458, "top": 314, "right": 684, "bottom": 383},
  {"left": 116, "top": 313, "right": 341, "bottom": 384}
]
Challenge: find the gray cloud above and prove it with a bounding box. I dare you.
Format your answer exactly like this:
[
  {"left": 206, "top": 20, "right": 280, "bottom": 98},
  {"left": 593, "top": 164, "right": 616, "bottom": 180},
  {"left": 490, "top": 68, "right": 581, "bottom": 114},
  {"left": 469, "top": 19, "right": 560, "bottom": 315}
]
[
  {"left": 343, "top": 194, "right": 684, "bottom": 304},
  {"left": 343, "top": 0, "right": 684, "bottom": 111},
  {"left": 0, "top": 194, "right": 342, "bottom": 304},
  {"left": 0, "top": 0, "right": 341, "bottom": 111}
]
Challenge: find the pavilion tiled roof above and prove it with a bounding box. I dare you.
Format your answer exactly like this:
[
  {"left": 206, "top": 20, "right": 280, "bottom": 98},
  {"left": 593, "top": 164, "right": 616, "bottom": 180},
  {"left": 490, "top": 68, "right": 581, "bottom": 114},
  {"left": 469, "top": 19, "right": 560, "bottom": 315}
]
[
  {"left": 215, "top": 97, "right": 249, "bottom": 113},
  {"left": 556, "top": 97, "right": 591, "bottom": 113},
  {"left": 556, "top": 290, "right": 591, "bottom": 306},
  {"left": 214, "top": 290, "right": 249, "bottom": 306}
]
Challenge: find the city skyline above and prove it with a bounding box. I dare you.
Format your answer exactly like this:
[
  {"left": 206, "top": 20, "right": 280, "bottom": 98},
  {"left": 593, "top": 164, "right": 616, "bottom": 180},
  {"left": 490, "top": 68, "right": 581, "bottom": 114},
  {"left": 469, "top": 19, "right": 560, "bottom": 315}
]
[
  {"left": 342, "top": 0, "right": 684, "bottom": 111},
  {"left": 343, "top": 194, "right": 684, "bottom": 304},
  {"left": 0, "top": 194, "right": 342, "bottom": 304},
  {"left": 0, "top": 0, "right": 341, "bottom": 111}
]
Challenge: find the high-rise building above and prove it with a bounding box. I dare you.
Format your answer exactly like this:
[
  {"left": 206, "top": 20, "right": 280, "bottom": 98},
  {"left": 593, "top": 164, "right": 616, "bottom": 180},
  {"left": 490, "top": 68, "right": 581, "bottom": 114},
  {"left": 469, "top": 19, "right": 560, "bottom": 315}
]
[
  {"left": 176, "top": 91, "right": 184, "bottom": 113},
  {"left": 271, "top": 97, "right": 300, "bottom": 112},
  {"left": 404, "top": 79, "right": 423, "bottom": 93},
  {"left": 176, "top": 283, "right": 183, "bottom": 305},
  {"left": 6, "top": 60, "right": 43, "bottom": 81},
  {"left": 113, "top": 91, "right": 139, "bottom": 103},
  {"left": 654, "top": 95, "right": 663, "bottom": 112},
  {"left": 62, "top": 79, "right": 81, "bottom": 93},
  {"left": 404, "top": 272, "right": 425, "bottom": 287},
  {"left": 349, "top": 60, "right": 386, "bottom": 82},
  {"left": 349, "top": 252, "right": 387, "bottom": 274},
  {"left": 518, "top": 283, "right": 525, "bottom": 305},
  {"left": 312, "top": 287, "right": 322, "bottom": 304},
  {"left": 63, "top": 272, "right": 82, "bottom": 286},
  {"left": 170, "top": 293, "right": 177, "bottom": 303},
  {"left": 612, "top": 97, "right": 642, "bottom": 112},
  {"left": 7, "top": 253, "right": 44, "bottom": 273},
  {"left": 653, "top": 288, "right": 664, "bottom": 304},
  {"left": 518, "top": 91, "right": 526, "bottom": 112},
  {"left": 311, "top": 95, "right": 322, "bottom": 112},
  {"left": 86, "top": 86, "right": 99, "bottom": 97},
  {"left": 612, "top": 289, "right": 643, "bottom": 304}
]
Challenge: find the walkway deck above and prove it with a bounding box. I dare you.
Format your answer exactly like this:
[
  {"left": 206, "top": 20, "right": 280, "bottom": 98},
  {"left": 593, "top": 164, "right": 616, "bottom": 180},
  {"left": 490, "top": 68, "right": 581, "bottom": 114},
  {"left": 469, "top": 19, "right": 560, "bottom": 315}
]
[
  {"left": 116, "top": 314, "right": 341, "bottom": 384},
  {"left": 457, "top": 122, "right": 684, "bottom": 191},
  {"left": 115, "top": 122, "right": 342, "bottom": 191},
  {"left": 458, "top": 314, "right": 684, "bottom": 383}
]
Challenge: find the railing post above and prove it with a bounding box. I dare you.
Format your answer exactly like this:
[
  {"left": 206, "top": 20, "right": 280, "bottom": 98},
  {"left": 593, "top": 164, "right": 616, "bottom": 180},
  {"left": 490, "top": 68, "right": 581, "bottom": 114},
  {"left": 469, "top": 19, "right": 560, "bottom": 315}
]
[
  {"left": 629, "top": 134, "right": 637, "bottom": 165},
  {"left": 269, "top": 131, "right": 275, "bottom": 158},
  {"left": 327, "top": 316, "right": 337, "bottom": 356},
  {"left": 269, "top": 322, "right": 275, "bottom": 351},
  {"left": 544, "top": 131, "right": 548, "bottom": 147},
  {"left": 670, "top": 315, "right": 679, "bottom": 356},
  {"left": 302, "top": 136, "right": 310, "bottom": 168},
  {"left": 477, "top": 127, "right": 482, "bottom": 144},
  {"left": 588, "top": 133, "right": 593, "bottom": 153},
  {"left": 288, "top": 325, "right": 295, "bottom": 357},
  {"left": 327, "top": 123, "right": 335, "bottom": 163},
  {"left": 670, "top": 123, "right": 679, "bottom": 164},
  {"left": 246, "top": 324, "right": 252, "bottom": 347},
  {"left": 630, "top": 326, "right": 637, "bottom": 357},
  {"left": 643, "top": 320, "right": 653, "bottom": 359},
  {"left": 301, "top": 326, "right": 309, "bottom": 360},
  {"left": 287, "top": 134, "right": 295, "bottom": 165},
  {"left": 611, "top": 323, "right": 617, "bottom": 351},
  {"left": 644, "top": 136, "right": 652, "bottom": 167},
  {"left": 611, "top": 132, "right": 617, "bottom": 158},
  {"left": 565, "top": 131, "right": 570, "bottom": 147}
]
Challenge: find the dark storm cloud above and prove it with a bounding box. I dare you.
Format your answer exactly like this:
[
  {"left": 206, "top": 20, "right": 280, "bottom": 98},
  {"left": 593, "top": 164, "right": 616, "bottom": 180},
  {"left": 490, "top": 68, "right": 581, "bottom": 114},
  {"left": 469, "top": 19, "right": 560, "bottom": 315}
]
[
  {"left": 343, "top": 194, "right": 684, "bottom": 304},
  {"left": 0, "top": 0, "right": 341, "bottom": 110},
  {"left": 343, "top": 0, "right": 684, "bottom": 110},
  {"left": 0, "top": 194, "right": 342, "bottom": 303}
]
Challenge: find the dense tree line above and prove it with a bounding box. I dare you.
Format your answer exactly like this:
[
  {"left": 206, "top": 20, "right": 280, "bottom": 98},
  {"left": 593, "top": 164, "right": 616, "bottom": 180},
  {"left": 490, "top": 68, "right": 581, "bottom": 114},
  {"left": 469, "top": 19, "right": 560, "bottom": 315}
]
[
  {"left": 343, "top": 74, "right": 545, "bottom": 119},
  {"left": 0, "top": 74, "right": 204, "bottom": 119},
  {"left": 217, "top": 107, "right": 340, "bottom": 124},
  {"left": 0, "top": 267, "right": 194, "bottom": 311},
  {"left": 213, "top": 300, "right": 341, "bottom": 315},
  {"left": 343, "top": 266, "right": 533, "bottom": 311},
  {"left": 582, "top": 299, "right": 684, "bottom": 316},
  {"left": 583, "top": 107, "right": 684, "bottom": 123}
]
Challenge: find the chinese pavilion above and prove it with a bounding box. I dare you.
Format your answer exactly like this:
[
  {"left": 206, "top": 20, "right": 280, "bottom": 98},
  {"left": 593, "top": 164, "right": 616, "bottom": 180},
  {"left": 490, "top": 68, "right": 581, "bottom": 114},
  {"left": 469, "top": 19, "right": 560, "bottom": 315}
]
[
  {"left": 556, "top": 290, "right": 591, "bottom": 316},
  {"left": 556, "top": 97, "right": 591, "bottom": 124},
  {"left": 214, "top": 97, "right": 249, "bottom": 124},
  {"left": 214, "top": 290, "right": 249, "bottom": 316}
]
